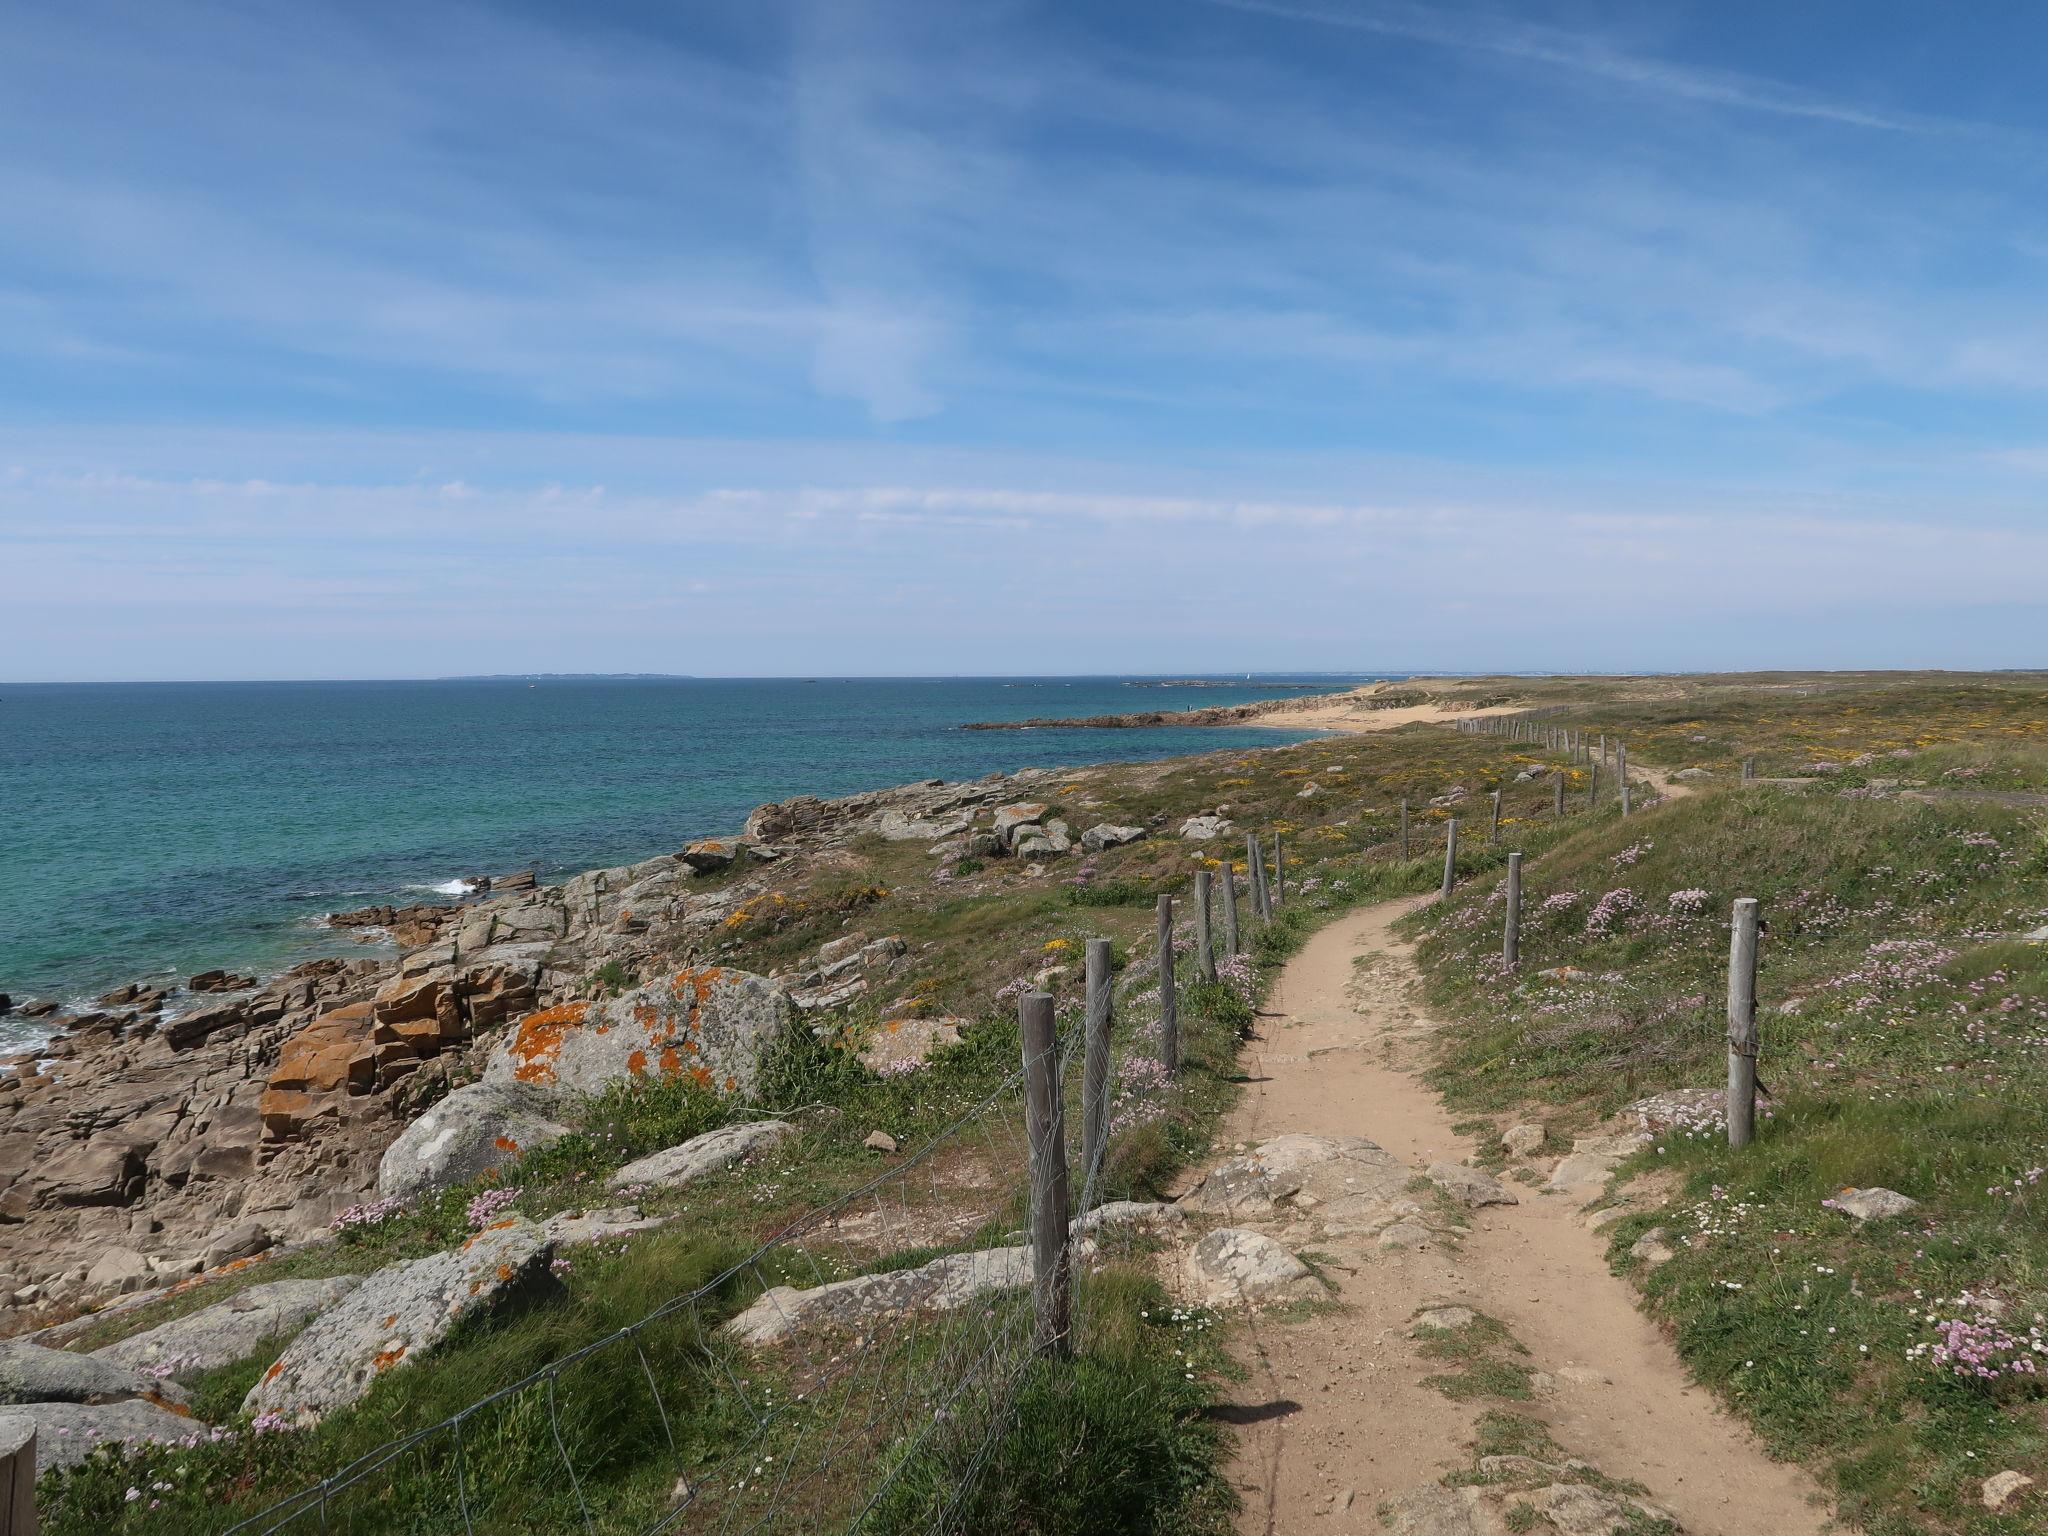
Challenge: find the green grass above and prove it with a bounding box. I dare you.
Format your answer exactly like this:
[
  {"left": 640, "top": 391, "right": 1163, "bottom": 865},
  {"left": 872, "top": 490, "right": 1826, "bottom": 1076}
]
[
  {"left": 39, "top": 718, "right": 1609, "bottom": 1534},
  {"left": 1407, "top": 735, "right": 2048, "bottom": 1535},
  {"left": 1415, "top": 1311, "right": 1535, "bottom": 1402}
]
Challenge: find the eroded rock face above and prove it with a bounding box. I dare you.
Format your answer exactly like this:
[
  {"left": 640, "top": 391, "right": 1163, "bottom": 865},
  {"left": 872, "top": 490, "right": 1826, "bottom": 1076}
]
[
  {"left": 484, "top": 969, "right": 793, "bottom": 1104},
  {"left": 94, "top": 1276, "right": 363, "bottom": 1373},
  {"left": 244, "top": 1217, "right": 555, "bottom": 1424},
  {"left": 1180, "top": 815, "right": 1233, "bottom": 841},
  {"left": 605, "top": 1120, "right": 797, "bottom": 1192},
  {"left": 1079, "top": 824, "right": 1146, "bottom": 852},
  {"left": 376, "top": 1082, "right": 571, "bottom": 1199}
]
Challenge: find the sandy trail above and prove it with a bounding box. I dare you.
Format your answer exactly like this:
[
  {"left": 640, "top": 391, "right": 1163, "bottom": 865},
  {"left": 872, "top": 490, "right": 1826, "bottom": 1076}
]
[{"left": 1200, "top": 898, "right": 1830, "bottom": 1535}]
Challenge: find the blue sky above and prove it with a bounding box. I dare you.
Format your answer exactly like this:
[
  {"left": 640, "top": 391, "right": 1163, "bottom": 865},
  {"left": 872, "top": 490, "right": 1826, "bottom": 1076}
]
[{"left": 4, "top": 0, "right": 2046, "bottom": 679}]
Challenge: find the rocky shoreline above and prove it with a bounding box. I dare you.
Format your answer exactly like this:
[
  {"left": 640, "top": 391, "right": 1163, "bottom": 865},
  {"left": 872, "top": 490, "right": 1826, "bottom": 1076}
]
[{"left": 0, "top": 762, "right": 1107, "bottom": 1319}]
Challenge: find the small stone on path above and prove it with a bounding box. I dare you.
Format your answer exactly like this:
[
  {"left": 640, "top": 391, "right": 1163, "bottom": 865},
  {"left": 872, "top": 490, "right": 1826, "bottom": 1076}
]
[
  {"left": 864, "top": 1129, "right": 899, "bottom": 1153},
  {"left": 1426, "top": 1161, "right": 1519, "bottom": 1208}
]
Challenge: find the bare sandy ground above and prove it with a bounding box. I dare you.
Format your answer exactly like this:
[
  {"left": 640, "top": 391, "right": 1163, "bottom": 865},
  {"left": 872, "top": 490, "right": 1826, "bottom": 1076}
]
[
  {"left": 1241, "top": 683, "right": 1514, "bottom": 735},
  {"left": 1201, "top": 898, "right": 1832, "bottom": 1536}
]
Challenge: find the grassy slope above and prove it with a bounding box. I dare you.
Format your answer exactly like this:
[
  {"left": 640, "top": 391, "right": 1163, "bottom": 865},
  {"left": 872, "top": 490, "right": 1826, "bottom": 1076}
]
[
  {"left": 41, "top": 723, "right": 1581, "bottom": 1534},
  {"left": 1408, "top": 682, "right": 2048, "bottom": 1535}
]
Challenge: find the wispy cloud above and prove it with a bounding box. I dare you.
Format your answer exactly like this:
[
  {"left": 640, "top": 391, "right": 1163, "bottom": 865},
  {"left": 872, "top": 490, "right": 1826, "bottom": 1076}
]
[{"left": 1203, "top": 0, "right": 1940, "bottom": 132}]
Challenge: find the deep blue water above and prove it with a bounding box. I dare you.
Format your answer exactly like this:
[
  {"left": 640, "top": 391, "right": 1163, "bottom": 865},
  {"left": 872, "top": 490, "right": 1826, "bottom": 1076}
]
[{"left": 0, "top": 676, "right": 1356, "bottom": 1045}]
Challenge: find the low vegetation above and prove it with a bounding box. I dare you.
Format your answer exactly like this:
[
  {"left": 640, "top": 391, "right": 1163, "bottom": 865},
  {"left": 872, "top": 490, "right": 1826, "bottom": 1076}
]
[{"left": 1409, "top": 687, "right": 2048, "bottom": 1536}]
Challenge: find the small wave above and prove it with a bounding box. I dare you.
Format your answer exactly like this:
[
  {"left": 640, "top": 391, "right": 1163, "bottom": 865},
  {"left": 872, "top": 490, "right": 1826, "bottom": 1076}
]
[{"left": 408, "top": 879, "right": 477, "bottom": 896}]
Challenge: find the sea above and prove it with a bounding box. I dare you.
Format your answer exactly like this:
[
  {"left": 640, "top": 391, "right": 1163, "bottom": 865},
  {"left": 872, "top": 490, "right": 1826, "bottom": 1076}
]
[{"left": 1, "top": 676, "right": 1367, "bottom": 1052}]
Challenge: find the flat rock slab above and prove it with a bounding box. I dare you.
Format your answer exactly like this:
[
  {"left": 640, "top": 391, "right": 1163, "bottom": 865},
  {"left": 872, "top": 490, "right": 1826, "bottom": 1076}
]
[
  {"left": 540, "top": 1206, "right": 673, "bottom": 1247},
  {"left": 726, "top": 1248, "right": 1030, "bottom": 1347},
  {"left": 244, "top": 1217, "right": 555, "bottom": 1424},
  {"left": 1545, "top": 1132, "right": 1651, "bottom": 1197},
  {"left": 1381, "top": 1483, "right": 1508, "bottom": 1535},
  {"left": 0, "top": 1339, "right": 188, "bottom": 1408},
  {"left": 7, "top": 1398, "right": 202, "bottom": 1473},
  {"left": 94, "top": 1276, "right": 363, "bottom": 1374},
  {"left": 1183, "top": 1228, "right": 1317, "bottom": 1307},
  {"left": 1426, "top": 1161, "right": 1520, "bottom": 1208},
  {"left": 606, "top": 1120, "right": 797, "bottom": 1191},
  {"left": 1180, "top": 1134, "right": 1407, "bottom": 1218},
  {"left": 857, "top": 1017, "right": 965, "bottom": 1075},
  {"left": 377, "top": 1081, "right": 572, "bottom": 1198},
  {"left": 1828, "top": 1186, "right": 1919, "bottom": 1222}
]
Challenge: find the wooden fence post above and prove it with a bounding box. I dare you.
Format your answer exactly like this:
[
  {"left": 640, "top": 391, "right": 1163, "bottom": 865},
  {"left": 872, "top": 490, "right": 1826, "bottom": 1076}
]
[
  {"left": 1440, "top": 817, "right": 1459, "bottom": 901},
  {"left": 1619, "top": 746, "right": 1632, "bottom": 816},
  {"left": 1082, "top": 939, "right": 1113, "bottom": 1184},
  {"left": 1587, "top": 760, "right": 1598, "bottom": 807},
  {"left": 1400, "top": 799, "right": 1410, "bottom": 859},
  {"left": 0, "top": 1416, "right": 33, "bottom": 1536},
  {"left": 1221, "top": 864, "right": 1241, "bottom": 956},
  {"left": 1272, "top": 834, "right": 1284, "bottom": 907},
  {"left": 1503, "top": 852, "right": 1522, "bottom": 967},
  {"left": 1156, "top": 896, "right": 1178, "bottom": 1077},
  {"left": 1193, "top": 869, "right": 1216, "bottom": 984},
  {"left": 1742, "top": 756, "right": 1755, "bottom": 781},
  {"left": 1554, "top": 773, "right": 1565, "bottom": 816},
  {"left": 1247, "top": 834, "right": 1270, "bottom": 921},
  {"left": 1727, "top": 899, "right": 1760, "bottom": 1149},
  {"left": 1020, "top": 991, "right": 1072, "bottom": 1357}
]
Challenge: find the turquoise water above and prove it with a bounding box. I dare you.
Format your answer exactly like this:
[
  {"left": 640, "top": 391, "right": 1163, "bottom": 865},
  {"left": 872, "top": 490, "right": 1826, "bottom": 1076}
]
[{"left": 1, "top": 677, "right": 1349, "bottom": 1040}]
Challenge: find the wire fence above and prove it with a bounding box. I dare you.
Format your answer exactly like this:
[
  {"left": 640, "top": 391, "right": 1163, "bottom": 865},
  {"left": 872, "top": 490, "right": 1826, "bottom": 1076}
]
[{"left": 220, "top": 903, "right": 1198, "bottom": 1536}]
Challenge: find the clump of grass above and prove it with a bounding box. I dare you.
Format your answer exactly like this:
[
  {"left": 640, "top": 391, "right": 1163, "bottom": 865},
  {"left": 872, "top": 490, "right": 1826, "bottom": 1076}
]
[{"left": 1416, "top": 1311, "right": 1535, "bottom": 1402}]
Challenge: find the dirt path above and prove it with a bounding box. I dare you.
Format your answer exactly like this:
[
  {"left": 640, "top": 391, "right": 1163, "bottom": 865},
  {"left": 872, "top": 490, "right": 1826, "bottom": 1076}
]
[{"left": 1198, "top": 898, "right": 1832, "bottom": 1535}]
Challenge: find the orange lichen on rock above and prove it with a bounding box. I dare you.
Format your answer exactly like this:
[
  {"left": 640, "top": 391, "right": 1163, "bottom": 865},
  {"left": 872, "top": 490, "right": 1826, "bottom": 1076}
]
[
  {"left": 494, "top": 1135, "right": 521, "bottom": 1152},
  {"left": 506, "top": 1001, "right": 591, "bottom": 1085},
  {"left": 657, "top": 1046, "right": 681, "bottom": 1075},
  {"left": 373, "top": 1346, "right": 407, "bottom": 1371},
  {"left": 689, "top": 1065, "right": 712, "bottom": 1089},
  {"left": 263, "top": 1360, "right": 285, "bottom": 1383},
  {"left": 626, "top": 1047, "right": 649, "bottom": 1074}
]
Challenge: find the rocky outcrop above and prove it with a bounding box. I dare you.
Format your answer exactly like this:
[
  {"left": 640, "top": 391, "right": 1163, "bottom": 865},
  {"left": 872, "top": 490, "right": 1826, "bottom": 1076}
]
[
  {"left": 0, "top": 1339, "right": 188, "bottom": 1409},
  {"left": 1079, "top": 823, "right": 1145, "bottom": 852},
  {"left": 244, "top": 1217, "right": 555, "bottom": 1424},
  {"left": 485, "top": 969, "right": 792, "bottom": 1103},
  {"left": 1181, "top": 1134, "right": 1408, "bottom": 1220},
  {"left": 1182, "top": 1228, "right": 1317, "bottom": 1306},
  {"left": 376, "top": 1083, "right": 572, "bottom": 1199},
  {"left": 856, "top": 1016, "right": 964, "bottom": 1075},
  {"left": 94, "top": 1275, "right": 362, "bottom": 1373},
  {"left": 726, "top": 1247, "right": 1031, "bottom": 1347},
  {"left": 10, "top": 1398, "right": 201, "bottom": 1474},
  {"left": 1425, "top": 1161, "right": 1520, "bottom": 1208},
  {"left": 605, "top": 1120, "right": 797, "bottom": 1191},
  {"left": 1179, "top": 815, "right": 1232, "bottom": 841}
]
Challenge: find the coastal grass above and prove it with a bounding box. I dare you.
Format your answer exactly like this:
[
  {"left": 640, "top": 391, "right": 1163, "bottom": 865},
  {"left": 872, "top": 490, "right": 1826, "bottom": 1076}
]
[
  {"left": 1406, "top": 754, "right": 2048, "bottom": 1534},
  {"left": 39, "top": 718, "right": 1604, "bottom": 1531}
]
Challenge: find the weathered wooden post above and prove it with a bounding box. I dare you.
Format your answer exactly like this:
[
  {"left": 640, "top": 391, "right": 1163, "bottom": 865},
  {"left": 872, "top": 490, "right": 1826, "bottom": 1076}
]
[
  {"left": 1247, "top": 834, "right": 1270, "bottom": 921},
  {"left": 1489, "top": 788, "right": 1501, "bottom": 844},
  {"left": 1082, "top": 939, "right": 1113, "bottom": 1182},
  {"left": 1020, "top": 991, "right": 1071, "bottom": 1357},
  {"left": 1193, "top": 869, "right": 1217, "bottom": 984},
  {"left": 1440, "top": 817, "right": 1459, "bottom": 901},
  {"left": 1727, "top": 899, "right": 1761, "bottom": 1149},
  {"left": 1554, "top": 773, "right": 1565, "bottom": 816},
  {"left": 1156, "top": 896, "right": 1179, "bottom": 1077},
  {"left": 1221, "top": 864, "right": 1241, "bottom": 956},
  {"left": 1619, "top": 746, "right": 1632, "bottom": 817},
  {"left": 1587, "top": 759, "right": 1598, "bottom": 808},
  {"left": 1400, "top": 798, "right": 1410, "bottom": 859},
  {"left": 0, "top": 1416, "right": 33, "bottom": 1536},
  {"left": 1272, "top": 834, "right": 1284, "bottom": 907},
  {"left": 1742, "top": 756, "right": 1755, "bottom": 781},
  {"left": 1503, "top": 852, "right": 1523, "bottom": 967}
]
